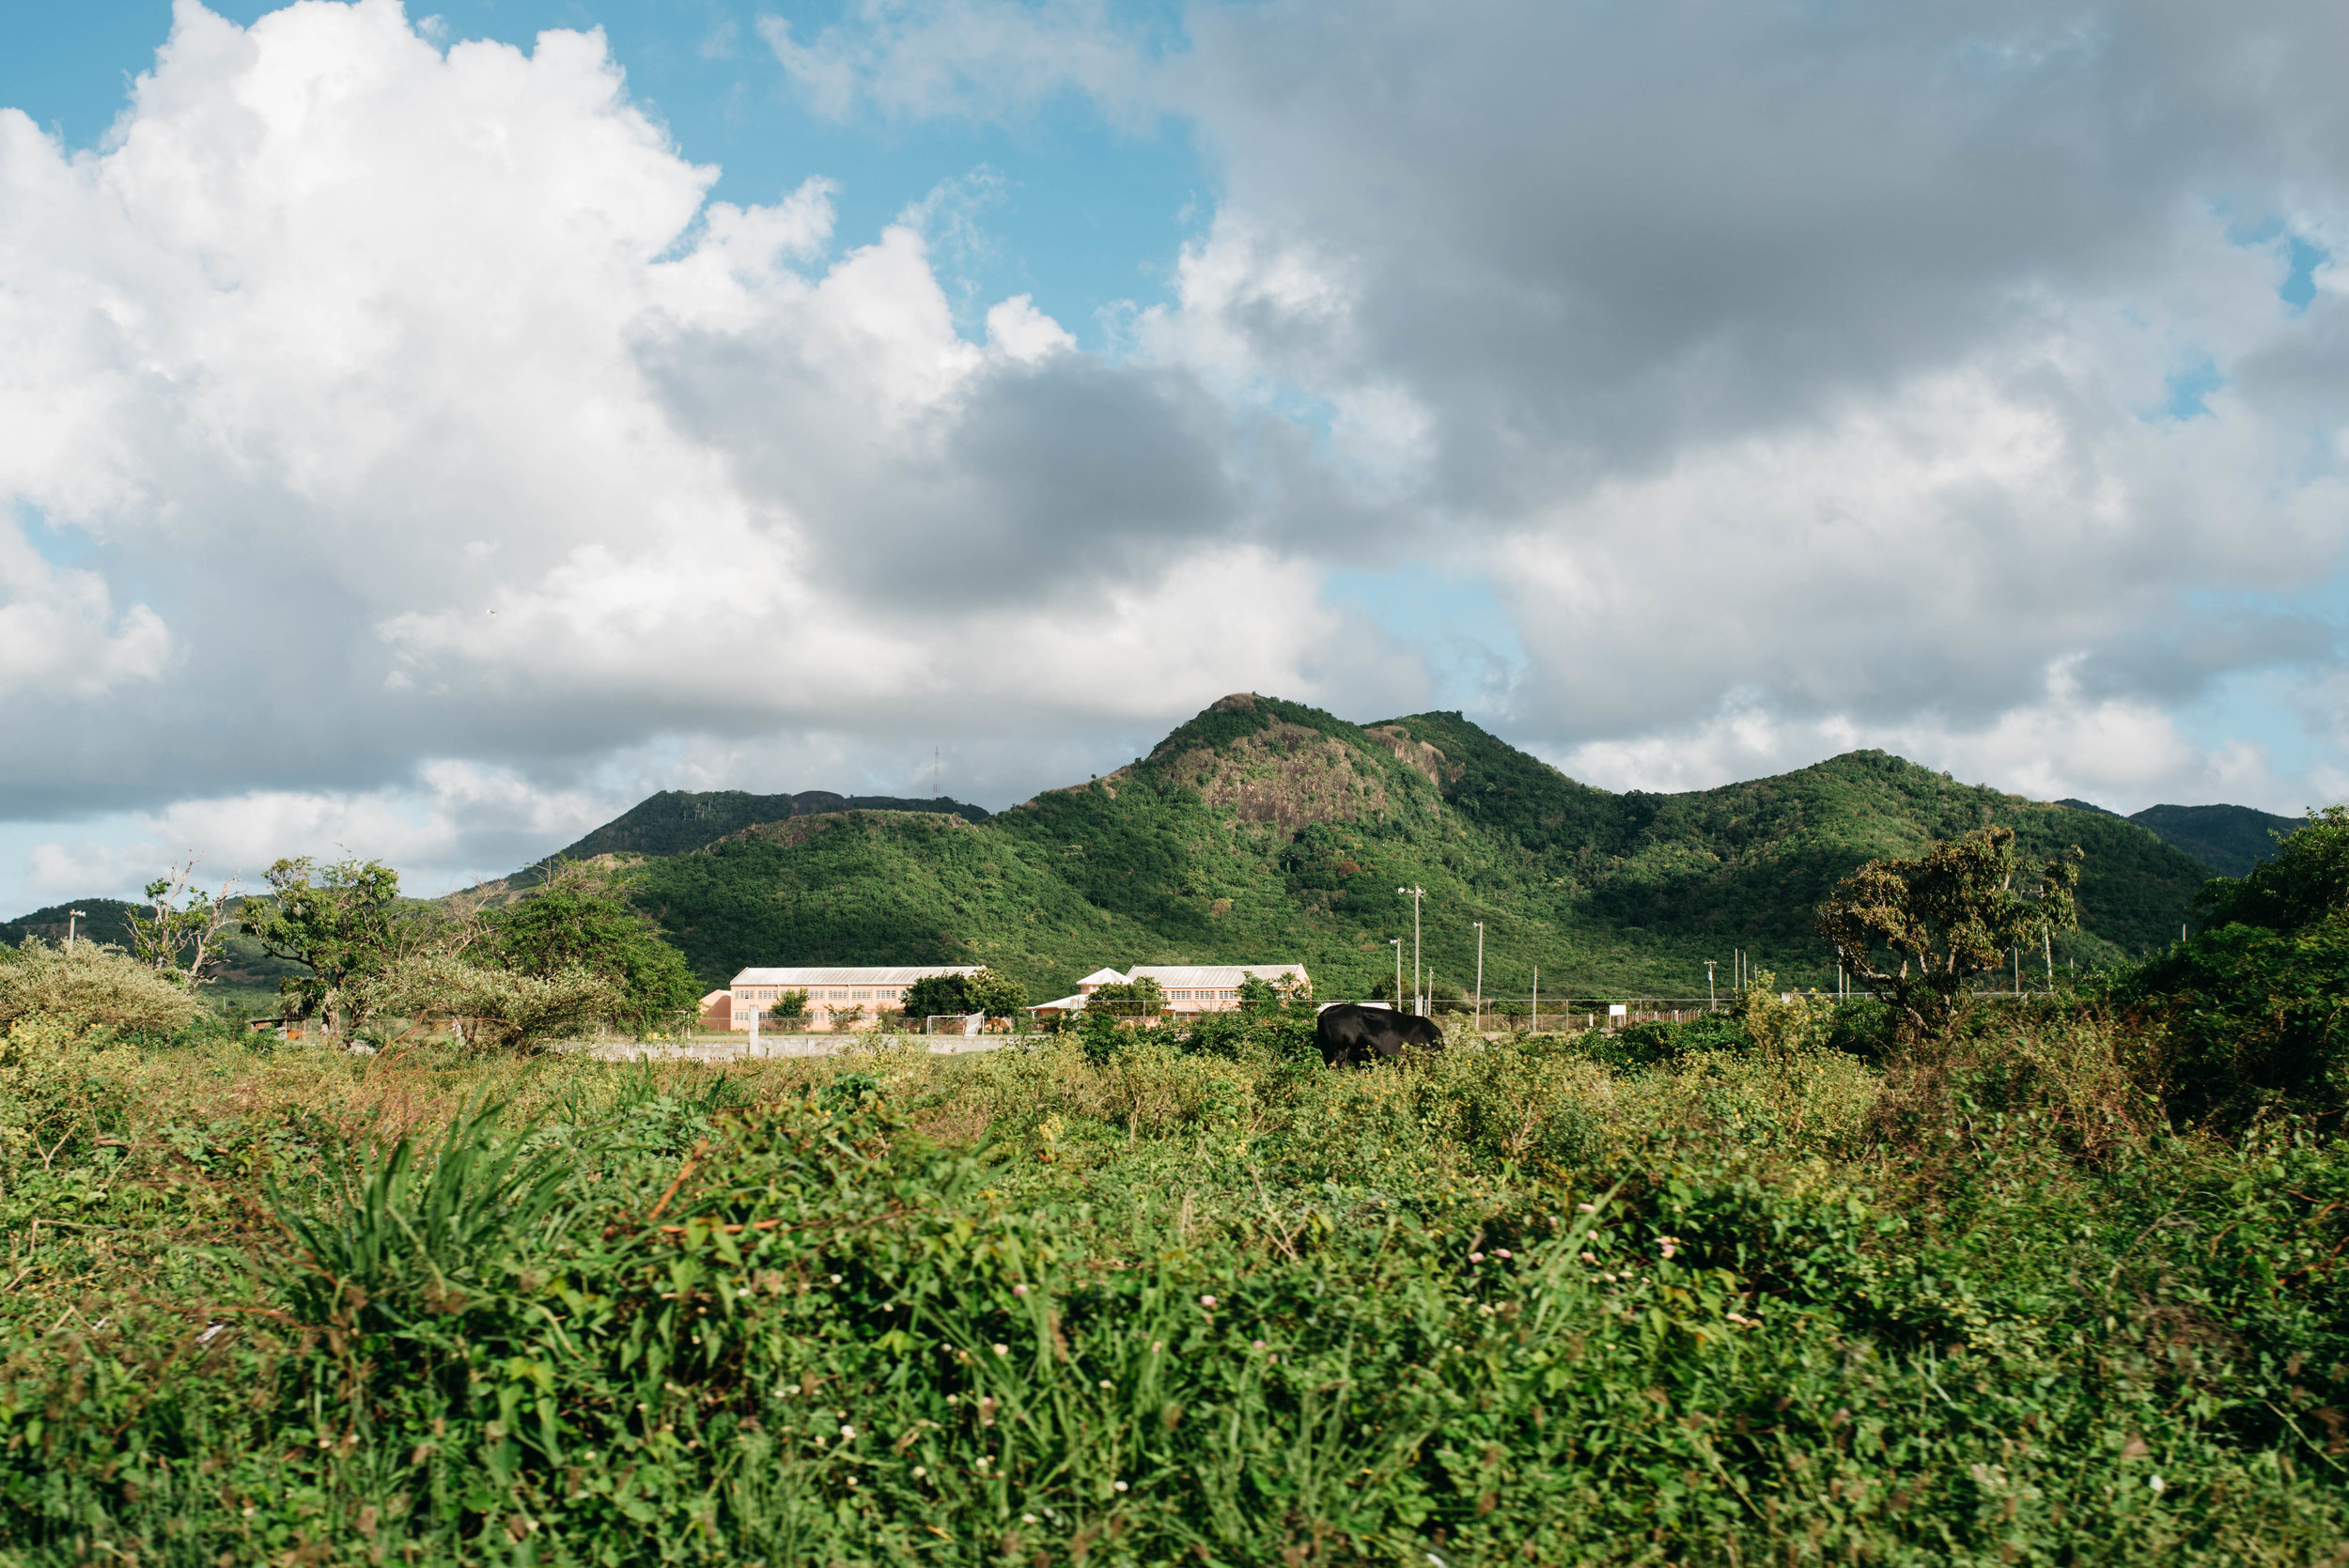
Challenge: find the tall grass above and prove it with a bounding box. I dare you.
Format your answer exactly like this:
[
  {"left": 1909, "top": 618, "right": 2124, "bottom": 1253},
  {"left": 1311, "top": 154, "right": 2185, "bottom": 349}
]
[{"left": 4, "top": 1021, "right": 2348, "bottom": 1564}]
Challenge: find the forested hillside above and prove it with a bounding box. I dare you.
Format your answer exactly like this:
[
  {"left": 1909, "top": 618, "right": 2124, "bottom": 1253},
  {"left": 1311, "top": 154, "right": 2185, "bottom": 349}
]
[
  {"left": 624, "top": 694, "right": 2218, "bottom": 1000},
  {"left": 2126, "top": 802, "right": 2303, "bottom": 877},
  {"left": 552, "top": 788, "right": 988, "bottom": 860}
]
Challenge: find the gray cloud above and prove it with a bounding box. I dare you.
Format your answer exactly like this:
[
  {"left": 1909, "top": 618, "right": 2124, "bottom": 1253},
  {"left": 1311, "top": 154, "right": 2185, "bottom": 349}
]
[{"left": 10, "top": 0, "right": 2349, "bottom": 914}]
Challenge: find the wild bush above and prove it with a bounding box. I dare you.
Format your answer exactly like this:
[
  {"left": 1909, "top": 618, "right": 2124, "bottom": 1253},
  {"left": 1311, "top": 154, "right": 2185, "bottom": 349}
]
[
  {"left": 0, "top": 939, "right": 198, "bottom": 1039},
  {"left": 7, "top": 1013, "right": 2349, "bottom": 1563},
  {"left": 364, "top": 954, "right": 619, "bottom": 1052}
]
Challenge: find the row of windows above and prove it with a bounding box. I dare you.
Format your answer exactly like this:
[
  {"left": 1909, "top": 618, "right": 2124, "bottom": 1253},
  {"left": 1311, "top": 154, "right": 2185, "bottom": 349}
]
[{"left": 739, "top": 988, "right": 900, "bottom": 1001}]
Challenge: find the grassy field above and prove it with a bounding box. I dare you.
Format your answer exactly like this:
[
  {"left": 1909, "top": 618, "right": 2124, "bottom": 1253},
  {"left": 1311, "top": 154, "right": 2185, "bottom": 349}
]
[{"left": 7, "top": 999, "right": 2349, "bottom": 1566}]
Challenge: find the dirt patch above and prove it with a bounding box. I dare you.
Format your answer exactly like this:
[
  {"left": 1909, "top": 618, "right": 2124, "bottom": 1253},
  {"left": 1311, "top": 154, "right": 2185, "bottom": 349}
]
[
  {"left": 1364, "top": 724, "right": 1455, "bottom": 790},
  {"left": 1163, "top": 724, "right": 1400, "bottom": 831}
]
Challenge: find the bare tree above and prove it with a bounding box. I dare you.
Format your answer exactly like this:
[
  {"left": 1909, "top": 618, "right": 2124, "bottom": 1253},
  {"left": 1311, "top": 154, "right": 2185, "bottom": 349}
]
[{"left": 125, "top": 860, "right": 243, "bottom": 992}]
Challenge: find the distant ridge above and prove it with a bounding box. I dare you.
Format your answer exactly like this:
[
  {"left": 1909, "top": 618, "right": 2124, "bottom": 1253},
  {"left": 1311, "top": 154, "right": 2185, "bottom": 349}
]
[
  {"left": 2060, "top": 799, "right": 2301, "bottom": 878},
  {"left": 0, "top": 899, "right": 138, "bottom": 950},
  {"left": 552, "top": 789, "right": 989, "bottom": 862},
  {"left": 2126, "top": 803, "right": 2302, "bottom": 878}
]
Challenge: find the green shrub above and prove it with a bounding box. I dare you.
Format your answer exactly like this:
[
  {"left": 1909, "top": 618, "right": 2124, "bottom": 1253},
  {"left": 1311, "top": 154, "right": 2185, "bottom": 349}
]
[{"left": 0, "top": 939, "right": 198, "bottom": 1039}]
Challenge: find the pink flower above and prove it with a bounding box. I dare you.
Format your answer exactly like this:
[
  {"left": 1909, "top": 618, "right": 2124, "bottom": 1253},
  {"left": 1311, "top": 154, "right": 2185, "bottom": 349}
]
[
  {"left": 1199, "top": 1296, "right": 1217, "bottom": 1309},
  {"left": 1252, "top": 1340, "right": 1267, "bottom": 1351},
  {"left": 1013, "top": 1284, "right": 1028, "bottom": 1296},
  {"left": 1496, "top": 1250, "right": 1513, "bottom": 1260},
  {"left": 1469, "top": 1252, "right": 1485, "bottom": 1264}
]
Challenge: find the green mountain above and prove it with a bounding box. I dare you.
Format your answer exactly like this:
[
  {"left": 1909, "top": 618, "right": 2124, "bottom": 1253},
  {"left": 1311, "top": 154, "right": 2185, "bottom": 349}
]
[
  {"left": 621, "top": 694, "right": 2218, "bottom": 1001},
  {"left": 2123, "top": 803, "right": 2303, "bottom": 879},
  {"left": 553, "top": 789, "right": 988, "bottom": 861},
  {"left": 0, "top": 899, "right": 140, "bottom": 950},
  {"left": 2061, "top": 798, "right": 2302, "bottom": 877}
]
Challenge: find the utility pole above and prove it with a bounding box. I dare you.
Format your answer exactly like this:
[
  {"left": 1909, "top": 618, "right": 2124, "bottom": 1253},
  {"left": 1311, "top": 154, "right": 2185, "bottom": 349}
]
[
  {"left": 1705, "top": 959, "right": 1717, "bottom": 1009},
  {"left": 2045, "top": 928, "right": 2053, "bottom": 988},
  {"left": 67, "top": 908, "right": 86, "bottom": 946},
  {"left": 1472, "top": 921, "right": 1485, "bottom": 1034},
  {"left": 1397, "top": 887, "right": 1425, "bottom": 1015},
  {"left": 1532, "top": 965, "right": 1539, "bottom": 1032},
  {"left": 1390, "top": 938, "right": 1402, "bottom": 1010}
]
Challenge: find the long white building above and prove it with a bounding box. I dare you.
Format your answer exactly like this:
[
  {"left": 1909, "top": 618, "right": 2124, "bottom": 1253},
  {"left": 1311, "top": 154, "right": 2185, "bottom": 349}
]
[
  {"left": 1032, "top": 962, "right": 1311, "bottom": 1017},
  {"left": 728, "top": 965, "right": 980, "bottom": 1031}
]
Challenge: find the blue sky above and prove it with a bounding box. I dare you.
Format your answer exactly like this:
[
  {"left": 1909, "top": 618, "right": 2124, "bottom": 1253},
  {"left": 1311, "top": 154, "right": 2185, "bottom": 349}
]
[{"left": 2, "top": 0, "right": 2347, "bottom": 911}]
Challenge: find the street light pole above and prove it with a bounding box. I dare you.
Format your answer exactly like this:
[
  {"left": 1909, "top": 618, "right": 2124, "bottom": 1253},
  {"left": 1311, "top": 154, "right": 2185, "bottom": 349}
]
[
  {"left": 68, "top": 908, "right": 86, "bottom": 947},
  {"left": 1390, "top": 938, "right": 1403, "bottom": 1009},
  {"left": 1472, "top": 921, "right": 1485, "bottom": 1034},
  {"left": 1397, "top": 887, "right": 1425, "bottom": 1015},
  {"left": 1705, "top": 960, "right": 1717, "bottom": 1010}
]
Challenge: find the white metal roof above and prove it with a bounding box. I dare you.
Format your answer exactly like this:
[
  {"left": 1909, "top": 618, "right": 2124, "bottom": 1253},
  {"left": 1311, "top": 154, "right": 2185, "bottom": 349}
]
[
  {"left": 1029, "top": 993, "right": 1088, "bottom": 1012},
  {"left": 1129, "top": 964, "right": 1308, "bottom": 988},
  {"left": 1073, "top": 968, "right": 1129, "bottom": 986},
  {"left": 731, "top": 966, "right": 982, "bottom": 986}
]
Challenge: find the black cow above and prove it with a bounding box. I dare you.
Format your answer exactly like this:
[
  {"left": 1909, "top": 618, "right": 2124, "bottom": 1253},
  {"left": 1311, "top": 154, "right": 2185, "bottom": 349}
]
[{"left": 1315, "top": 1002, "right": 1444, "bottom": 1067}]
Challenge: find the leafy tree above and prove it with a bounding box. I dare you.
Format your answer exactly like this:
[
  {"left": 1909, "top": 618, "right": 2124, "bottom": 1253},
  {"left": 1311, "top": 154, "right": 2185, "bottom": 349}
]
[
  {"left": 966, "top": 967, "right": 1028, "bottom": 1019},
  {"left": 2122, "top": 806, "right": 2349, "bottom": 1126},
  {"left": 241, "top": 857, "right": 458, "bottom": 1032},
  {"left": 1237, "top": 973, "right": 1282, "bottom": 1011},
  {"left": 899, "top": 973, "right": 971, "bottom": 1019},
  {"left": 1085, "top": 976, "right": 1164, "bottom": 1019},
  {"left": 771, "top": 988, "right": 810, "bottom": 1021},
  {"left": 480, "top": 861, "right": 699, "bottom": 1037},
  {"left": 2192, "top": 806, "right": 2349, "bottom": 934},
  {"left": 1816, "top": 827, "right": 2081, "bottom": 1043}
]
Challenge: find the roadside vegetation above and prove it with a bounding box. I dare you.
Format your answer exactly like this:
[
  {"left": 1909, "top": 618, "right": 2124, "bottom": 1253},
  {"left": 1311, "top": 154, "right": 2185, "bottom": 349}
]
[{"left": 5, "top": 815, "right": 2349, "bottom": 1563}]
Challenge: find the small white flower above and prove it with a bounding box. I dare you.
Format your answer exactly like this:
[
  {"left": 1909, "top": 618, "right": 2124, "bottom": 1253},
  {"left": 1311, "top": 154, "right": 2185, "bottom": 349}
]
[
  {"left": 2150, "top": 1474, "right": 2167, "bottom": 1495},
  {"left": 1199, "top": 1295, "right": 1217, "bottom": 1308},
  {"left": 839, "top": 1425, "right": 856, "bottom": 1439},
  {"left": 1580, "top": 1252, "right": 1598, "bottom": 1265},
  {"left": 829, "top": 1274, "right": 842, "bottom": 1285},
  {"left": 912, "top": 1466, "right": 926, "bottom": 1478},
  {"left": 1575, "top": 1203, "right": 1595, "bottom": 1213},
  {"left": 1014, "top": 1284, "right": 1027, "bottom": 1296},
  {"left": 1098, "top": 1379, "right": 1112, "bottom": 1389},
  {"left": 1113, "top": 1480, "right": 1128, "bottom": 1492},
  {"left": 993, "top": 1343, "right": 1010, "bottom": 1357}
]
